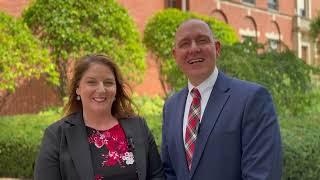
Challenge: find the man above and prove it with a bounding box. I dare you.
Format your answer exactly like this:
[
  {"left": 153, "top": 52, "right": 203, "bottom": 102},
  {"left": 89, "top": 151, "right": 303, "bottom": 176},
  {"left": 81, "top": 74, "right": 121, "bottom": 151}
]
[{"left": 161, "top": 19, "right": 282, "bottom": 180}]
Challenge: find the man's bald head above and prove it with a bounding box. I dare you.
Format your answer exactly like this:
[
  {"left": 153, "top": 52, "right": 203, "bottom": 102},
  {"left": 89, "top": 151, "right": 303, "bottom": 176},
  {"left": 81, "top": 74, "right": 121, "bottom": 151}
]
[
  {"left": 175, "top": 19, "right": 215, "bottom": 44},
  {"left": 172, "top": 18, "right": 221, "bottom": 86}
]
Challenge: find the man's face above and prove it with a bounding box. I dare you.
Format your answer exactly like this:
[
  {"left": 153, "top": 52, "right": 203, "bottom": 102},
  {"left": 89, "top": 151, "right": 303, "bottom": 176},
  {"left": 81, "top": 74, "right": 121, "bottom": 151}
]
[{"left": 173, "top": 20, "right": 221, "bottom": 86}]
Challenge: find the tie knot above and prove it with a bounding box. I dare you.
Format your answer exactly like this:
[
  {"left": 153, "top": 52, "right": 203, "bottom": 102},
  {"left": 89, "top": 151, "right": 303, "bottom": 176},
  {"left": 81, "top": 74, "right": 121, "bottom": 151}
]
[{"left": 190, "top": 88, "right": 201, "bottom": 99}]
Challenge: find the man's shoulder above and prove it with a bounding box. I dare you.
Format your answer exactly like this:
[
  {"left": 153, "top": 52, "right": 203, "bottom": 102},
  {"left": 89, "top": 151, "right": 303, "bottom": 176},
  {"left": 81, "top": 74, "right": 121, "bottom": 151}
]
[
  {"left": 164, "top": 87, "right": 188, "bottom": 106},
  {"left": 226, "top": 76, "right": 271, "bottom": 100},
  {"left": 230, "top": 77, "right": 263, "bottom": 90}
]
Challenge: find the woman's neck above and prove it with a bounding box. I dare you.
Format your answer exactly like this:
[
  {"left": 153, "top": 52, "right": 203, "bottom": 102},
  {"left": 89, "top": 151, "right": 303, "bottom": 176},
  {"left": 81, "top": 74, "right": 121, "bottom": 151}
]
[{"left": 82, "top": 110, "right": 118, "bottom": 130}]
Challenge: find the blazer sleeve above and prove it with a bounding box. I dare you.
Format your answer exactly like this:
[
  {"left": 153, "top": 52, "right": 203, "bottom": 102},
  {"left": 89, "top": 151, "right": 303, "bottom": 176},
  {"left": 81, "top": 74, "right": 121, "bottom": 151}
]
[
  {"left": 140, "top": 117, "right": 165, "bottom": 180},
  {"left": 241, "top": 86, "right": 282, "bottom": 180},
  {"left": 161, "top": 102, "right": 177, "bottom": 180},
  {"left": 34, "top": 126, "right": 62, "bottom": 180}
]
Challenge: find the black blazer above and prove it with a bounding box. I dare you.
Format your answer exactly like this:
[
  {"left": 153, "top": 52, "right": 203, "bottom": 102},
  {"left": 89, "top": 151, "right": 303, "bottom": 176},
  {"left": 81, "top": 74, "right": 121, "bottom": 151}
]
[{"left": 34, "top": 112, "right": 164, "bottom": 180}]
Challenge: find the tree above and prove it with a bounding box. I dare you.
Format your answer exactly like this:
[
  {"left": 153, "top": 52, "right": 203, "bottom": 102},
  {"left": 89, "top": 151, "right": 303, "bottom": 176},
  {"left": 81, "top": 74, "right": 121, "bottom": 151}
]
[
  {"left": 219, "top": 40, "right": 317, "bottom": 116},
  {"left": 23, "top": 0, "right": 146, "bottom": 97},
  {"left": 143, "top": 9, "right": 238, "bottom": 94},
  {"left": 310, "top": 11, "right": 320, "bottom": 41},
  {"left": 0, "top": 11, "right": 59, "bottom": 93}
]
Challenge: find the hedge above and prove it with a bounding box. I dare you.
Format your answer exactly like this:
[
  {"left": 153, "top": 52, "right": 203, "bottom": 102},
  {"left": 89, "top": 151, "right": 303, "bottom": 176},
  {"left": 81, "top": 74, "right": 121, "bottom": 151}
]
[
  {"left": 281, "top": 113, "right": 320, "bottom": 180},
  {"left": 0, "top": 114, "right": 60, "bottom": 178},
  {"left": 0, "top": 98, "right": 319, "bottom": 179},
  {"left": 218, "top": 41, "right": 320, "bottom": 116}
]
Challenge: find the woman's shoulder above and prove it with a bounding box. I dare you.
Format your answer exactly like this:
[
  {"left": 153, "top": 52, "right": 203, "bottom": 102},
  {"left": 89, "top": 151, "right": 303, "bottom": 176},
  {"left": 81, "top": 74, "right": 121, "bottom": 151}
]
[
  {"left": 120, "top": 115, "right": 143, "bottom": 125},
  {"left": 46, "top": 112, "right": 81, "bottom": 132},
  {"left": 119, "top": 115, "right": 149, "bottom": 133}
]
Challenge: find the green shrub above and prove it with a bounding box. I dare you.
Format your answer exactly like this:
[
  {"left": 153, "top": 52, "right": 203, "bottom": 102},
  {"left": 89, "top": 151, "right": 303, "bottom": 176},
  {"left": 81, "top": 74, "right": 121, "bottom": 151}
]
[
  {"left": 280, "top": 113, "right": 320, "bottom": 180},
  {"left": 0, "top": 11, "right": 58, "bottom": 92},
  {"left": 23, "top": 0, "right": 146, "bottom": 96},
  {"left": 218, "top": 40, "right": 319, "bottom": 116},
  {"left": 1, "top": 96, "right": 319, "bottom": 179},
  {"left": 310, "top": 11, "right": 320, "bottom": 41},
  {"left": 0, "top": 114, "right": 60, "bottom": 178},
  {"left": 132, "top": 95, "right": 164, "bottom": 146},
  {"left": 143, "top": 9, "right": 238, "bottom": 93}
]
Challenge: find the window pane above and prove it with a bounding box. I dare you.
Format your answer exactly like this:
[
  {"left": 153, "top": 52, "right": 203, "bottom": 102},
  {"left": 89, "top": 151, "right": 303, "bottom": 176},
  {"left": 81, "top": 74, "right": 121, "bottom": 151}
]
[
  {"left": 268, "top": 39, "right": 279, "bottom": 51},
  {"left": 268, "top": 0, "right": 277, "bottom": 10},
  {"left": 298, "top": 0, "right": 307, "bottom": 17},
  {"left": 243, "top": 0, "right": 255, "bottom": 4},
  {"left": 301, "top": 46, "right": 308, "bottom": 62},
  {"left": 166, "top": 0, "right": 182, "bottom": 9}
]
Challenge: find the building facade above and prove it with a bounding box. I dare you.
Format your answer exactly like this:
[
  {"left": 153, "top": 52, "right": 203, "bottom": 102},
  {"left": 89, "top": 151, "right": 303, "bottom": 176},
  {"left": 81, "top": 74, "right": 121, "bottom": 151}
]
[
  {"left": 119, "top": 0, "right": 320, "bottom": 66},
  {"left": 0, "top": 0, "right": 319, "bottom": 115}
]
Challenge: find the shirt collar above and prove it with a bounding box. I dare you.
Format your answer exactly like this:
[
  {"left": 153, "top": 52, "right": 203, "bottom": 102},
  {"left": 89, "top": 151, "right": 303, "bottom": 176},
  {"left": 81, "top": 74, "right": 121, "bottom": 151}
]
[{"left": 188, "top": 66, "right": 218, "bottom": 95}]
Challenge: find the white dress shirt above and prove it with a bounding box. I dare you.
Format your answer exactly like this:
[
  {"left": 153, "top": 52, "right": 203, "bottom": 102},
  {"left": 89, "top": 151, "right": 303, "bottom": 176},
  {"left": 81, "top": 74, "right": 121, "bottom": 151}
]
[{"left": 183, "top": 67, "right": 219, "bottom": 144}]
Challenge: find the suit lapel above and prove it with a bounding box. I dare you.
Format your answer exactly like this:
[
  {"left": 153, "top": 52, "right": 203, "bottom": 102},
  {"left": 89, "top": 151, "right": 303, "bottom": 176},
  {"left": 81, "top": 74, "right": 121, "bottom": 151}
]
[
  {"left": 119, "top": 118, "right": 147, "bottom": 180},
  {"left": 189, "top": 72, "right": 231, "bottom": 178},
  {"left": 175, "top": 88, "right": 190, "bottom": 176},
  {"left": 64, "top": 112, "right": 94, "bottom": 180}
]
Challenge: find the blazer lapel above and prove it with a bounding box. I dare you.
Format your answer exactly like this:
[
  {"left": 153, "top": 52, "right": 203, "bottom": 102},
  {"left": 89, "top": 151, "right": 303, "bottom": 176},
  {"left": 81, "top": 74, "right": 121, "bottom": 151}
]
[
  {"left": 175, "top": 88, "right": 190, "bottom": 176},
  {"left": 119, "top": 118, "right": 147, "bottom": 180},
  {"left": 64, "top": 112, "right": 94, "bottom": 180},
  {"left": 189, "top": 72, "right": 231, "bottom": 178}
]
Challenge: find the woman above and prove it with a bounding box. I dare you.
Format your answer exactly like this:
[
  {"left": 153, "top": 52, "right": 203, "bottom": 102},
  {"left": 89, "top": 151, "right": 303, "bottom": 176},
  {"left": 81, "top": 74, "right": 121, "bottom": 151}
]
[{"left": 34, "top": 54, "right": 164, "bottom": 180}]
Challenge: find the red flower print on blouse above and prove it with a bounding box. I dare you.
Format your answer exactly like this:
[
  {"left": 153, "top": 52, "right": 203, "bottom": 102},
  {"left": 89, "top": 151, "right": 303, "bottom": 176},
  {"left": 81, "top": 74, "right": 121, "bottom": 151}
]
[
  {"left": 87, "top": 124, "right": 135, "bottom": 169},
  {"left": 95, "top": 174, "right": 103, "bottom": 180}
]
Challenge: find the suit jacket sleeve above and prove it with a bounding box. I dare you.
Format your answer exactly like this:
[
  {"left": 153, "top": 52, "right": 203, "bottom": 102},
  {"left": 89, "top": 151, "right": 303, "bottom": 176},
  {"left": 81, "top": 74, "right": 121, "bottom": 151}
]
[
  {"left": 34, "top": 126, "right": 62, "bottom": 180},
  {"left": 140, "top": 117, "right": 165, "bottom": 180},
  {"left": 161, "top": 102, "right": 177, "bottom": 180},
  {"left": 241, "top": 86, "right": 282, "bottom": 180}
]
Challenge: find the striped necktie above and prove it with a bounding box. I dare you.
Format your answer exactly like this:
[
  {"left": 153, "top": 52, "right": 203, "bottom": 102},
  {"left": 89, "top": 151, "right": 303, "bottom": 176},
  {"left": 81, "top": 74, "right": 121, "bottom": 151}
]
[{"left": 185, "top": 88, "right": 201, "bottom": 170}]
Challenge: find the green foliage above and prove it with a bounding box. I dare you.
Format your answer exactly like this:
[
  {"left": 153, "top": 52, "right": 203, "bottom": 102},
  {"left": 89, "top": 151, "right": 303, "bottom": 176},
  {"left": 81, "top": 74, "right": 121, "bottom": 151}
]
[
  {"left": 310, "top": 11, "right": 320, "bottom": 40},
  {"left": 280, "top": 113, "right": 320, "bottom": 180},
  {"left": 218, "top": 40, "right": 318, "bottom": 116},
  {"left": 0, "top": 114, "right": 61, "bottom": 178},
  {"left": 143, "top": 9, "right": 238, "bottom": 92},
  {"left": 0, "top": 11, "right": 59, "bottom": 92},
  {"left": 132, "top": 95, "right": 164, "bottom": 146},
  {"left": 23, "top": 0, "right": 146, "bottom": 96},
  {"left": 0, "top": 94, "right": 320, "bottom": 178}
]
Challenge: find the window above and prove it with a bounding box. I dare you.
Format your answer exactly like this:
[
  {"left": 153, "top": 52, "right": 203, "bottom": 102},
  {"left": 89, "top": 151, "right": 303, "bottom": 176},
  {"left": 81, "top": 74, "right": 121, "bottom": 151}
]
[
  {"left": 242, "top": 35, "right": 256, "bottom": 42},
  {"left": 298, "top": 0, "right": 308, "bottom": 17},
  {"left": 165, "top": 0, "right": 189, "bottom": 10},
  {"left": 241, "top": 35, "right": 257, "bottom": 48},
  {"left": 268, "top": 39, "right": 280, "bottom": 51},
  {"left": 242, "top": 0, "right": 255, "bottom": 4},
  {"left": 301, "top": 46, "right": 308, "bottom": 62},
  {"left": 268, "top": 0, "right": 277, "bottom": 10}
]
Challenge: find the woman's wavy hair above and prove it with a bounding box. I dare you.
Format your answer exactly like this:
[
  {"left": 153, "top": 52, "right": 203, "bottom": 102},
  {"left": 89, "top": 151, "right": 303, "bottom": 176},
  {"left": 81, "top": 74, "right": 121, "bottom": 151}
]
[{"left": 63, "top": 54, "right": 135, "bottom": 118}]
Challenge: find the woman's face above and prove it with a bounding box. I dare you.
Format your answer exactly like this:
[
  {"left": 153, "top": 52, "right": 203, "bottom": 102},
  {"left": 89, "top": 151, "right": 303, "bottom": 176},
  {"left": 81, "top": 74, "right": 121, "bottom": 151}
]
[{"left": 76, "top": 63, "right": 116, "bottom": 114}]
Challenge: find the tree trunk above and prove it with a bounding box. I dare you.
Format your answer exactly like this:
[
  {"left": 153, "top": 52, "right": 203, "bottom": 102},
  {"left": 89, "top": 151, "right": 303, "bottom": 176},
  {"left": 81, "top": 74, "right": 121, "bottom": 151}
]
[{"left": 56, "top": 57, "right": 68, "bottom": 98}]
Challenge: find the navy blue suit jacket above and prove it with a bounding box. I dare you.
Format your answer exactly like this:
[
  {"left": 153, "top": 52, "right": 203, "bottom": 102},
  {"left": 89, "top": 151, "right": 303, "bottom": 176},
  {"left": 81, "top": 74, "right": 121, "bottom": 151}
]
[{"left": 161, "top": 72, "right": 282, "bottom": 180}]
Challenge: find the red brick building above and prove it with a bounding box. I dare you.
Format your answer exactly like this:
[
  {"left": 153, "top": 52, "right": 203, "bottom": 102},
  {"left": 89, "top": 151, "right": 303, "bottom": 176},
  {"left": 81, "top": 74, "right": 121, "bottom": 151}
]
[
  {"left": 0, "top": 0, "right": 319, "bottom": 115},
  {"left": 118, "top": 0, "right": 320, "bottom": 66}
]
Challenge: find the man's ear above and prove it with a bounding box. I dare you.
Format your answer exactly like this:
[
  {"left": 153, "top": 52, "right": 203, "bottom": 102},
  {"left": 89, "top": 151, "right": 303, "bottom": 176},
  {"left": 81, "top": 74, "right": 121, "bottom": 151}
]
[{"left": 215, "top": 41, "right": 221, "bottom": 57}]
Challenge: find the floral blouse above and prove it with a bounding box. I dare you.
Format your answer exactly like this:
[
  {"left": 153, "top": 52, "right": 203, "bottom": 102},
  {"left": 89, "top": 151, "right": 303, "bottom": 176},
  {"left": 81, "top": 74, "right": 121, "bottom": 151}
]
[{"left": 86, "top": 124, "right": 138, "bottom": 180}]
